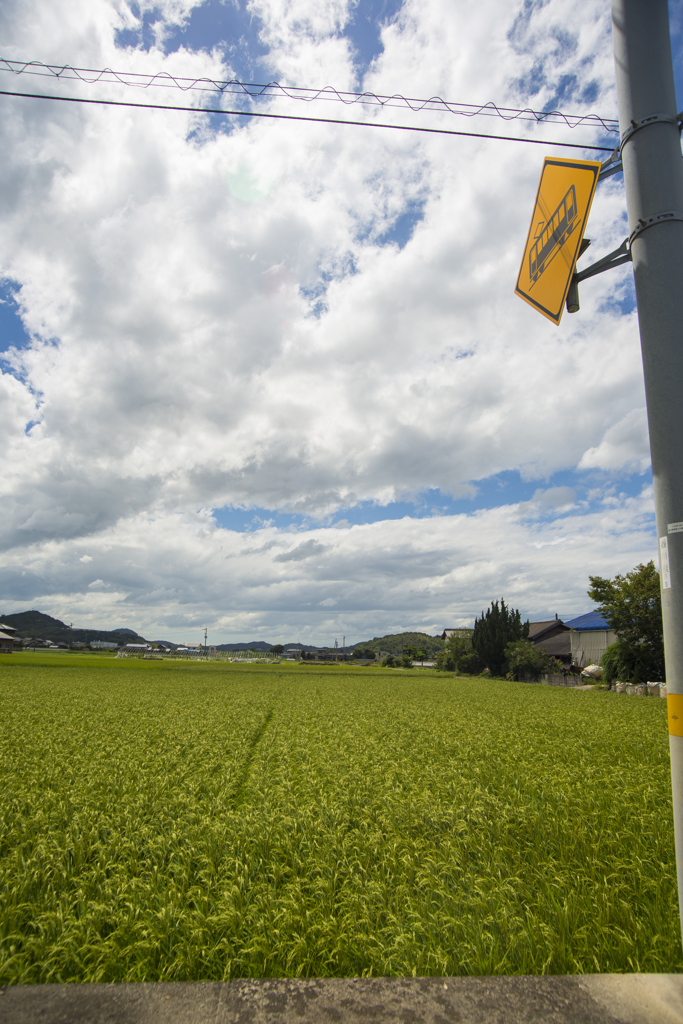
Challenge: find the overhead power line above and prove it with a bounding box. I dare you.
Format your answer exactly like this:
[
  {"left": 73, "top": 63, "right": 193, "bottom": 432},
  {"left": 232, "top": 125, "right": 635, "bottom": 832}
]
[
  {"left": 0, "top": 57, "right": 620, "bottom": 134},
  {"left": 0, "top": 89, "right": 616, "bottom": 151}
]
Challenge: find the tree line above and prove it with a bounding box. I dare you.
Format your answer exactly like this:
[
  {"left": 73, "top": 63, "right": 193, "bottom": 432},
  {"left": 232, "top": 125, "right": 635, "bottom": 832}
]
[{"left": 436, "top": 561, "right": 664, "bottom": 684}]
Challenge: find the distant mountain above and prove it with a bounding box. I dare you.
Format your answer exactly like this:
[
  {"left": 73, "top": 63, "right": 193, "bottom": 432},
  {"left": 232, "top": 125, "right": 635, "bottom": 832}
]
[
  {"left": 347, "top": 632, "right": 445, "bottom": 657},
  {"left": 0, "top": 610, "right": 146, "bottom": 646},
  {"left": 216, "top": 634, "right": 446, "bottom": 655},
  {"left": 0, "top": 613, "right": 448, "bottom": 656},
  {"left": 216, "top": 641, "right": 272, "bottom": 652},
  {"left": 216, "top": 641, "right": 334, "bottom": 653},
  {"left": 269, "top": 642, "right": 325, "bottom": 652}
]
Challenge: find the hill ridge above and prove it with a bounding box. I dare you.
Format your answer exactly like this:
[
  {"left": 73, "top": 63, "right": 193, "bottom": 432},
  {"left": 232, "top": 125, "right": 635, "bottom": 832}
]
[
  {"left": 0, "top": 610, "right": 146, "bottom": 646},
  {"left": 0, "top": 612, "right": 453, "bottom": 654}
]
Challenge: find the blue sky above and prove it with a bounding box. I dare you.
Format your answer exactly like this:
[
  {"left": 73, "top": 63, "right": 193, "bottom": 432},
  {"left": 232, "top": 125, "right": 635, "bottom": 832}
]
[
  {"left": 211, "top": 467, "right": 654, "bottom": 533},
  {"left": 0, "top": 281, "right": 31, "bottom": 354},
  {"left": 0, "top": 0, "right": 674, "bottom": 641},
  {"left": 186, "top": 2, "right": 667, "bottom": 540},
  {"left": 115, "top": 0, "right": 405, "bottom": 79}
]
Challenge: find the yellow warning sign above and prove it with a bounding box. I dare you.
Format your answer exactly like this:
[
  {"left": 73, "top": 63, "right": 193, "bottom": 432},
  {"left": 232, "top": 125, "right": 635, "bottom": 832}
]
[{"left": 515, "top": 157, "right": 602, "bottom": 325}]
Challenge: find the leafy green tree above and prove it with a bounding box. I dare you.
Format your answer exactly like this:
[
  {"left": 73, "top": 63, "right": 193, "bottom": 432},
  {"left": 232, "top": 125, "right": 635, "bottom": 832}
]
[
  {"left": 472, "top": 600, "right": 529, "bottom": 676},
  {"left": 588, "top": 561, "right": 664, "bottom": 683},
  {"left": 269, "top": 645, "right": 284, "bottom": 654},
  {"left": 435, "top": 635, "right": 484, "bottom": 674},
  {"left": 400, "top": 652, "right": 414, "bottom": 667},
  {"left": 460, "top": 651, "right": 485, "bottom": 674},
  {"left": 504, "top": 640, "right": 556, "bottom": 681},
  {"left": 600, "top": 643, "right": 630, "bottom": 686},
  {"left": 435, "top": 649, "right": 451, "bottom": 672},
  {"left": 381, "top": 654, "right": 397, "bottom": 668}
]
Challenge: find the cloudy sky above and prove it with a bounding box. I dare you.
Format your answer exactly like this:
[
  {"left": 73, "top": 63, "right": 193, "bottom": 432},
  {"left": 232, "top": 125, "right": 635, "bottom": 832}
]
[{"left": 1, "top": 0, "right": 681, "bottom": 645}]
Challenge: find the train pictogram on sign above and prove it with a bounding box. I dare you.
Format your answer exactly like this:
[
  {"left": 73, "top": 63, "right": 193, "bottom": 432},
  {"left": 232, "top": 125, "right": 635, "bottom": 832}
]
[
  {"left": 529, "top": 185, "right": 578, "bottom": 286},
  {"left": 516, "top": 158, "right": 601, "bottom": 325}
]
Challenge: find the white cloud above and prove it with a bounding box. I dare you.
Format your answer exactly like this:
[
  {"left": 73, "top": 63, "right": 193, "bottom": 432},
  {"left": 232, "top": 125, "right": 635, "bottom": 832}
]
[
  {"left": 578, "top": 408, "right": 651, "bottom": 473},
  {"left": 0, "top": 486, "right": 656, "bottom": 641},
  {"left": 519, "top": 486, "right": 576, "bottom": 516},
  {"left": 0, "top": 0, "right": 655, "bottom": 638},
  {"left": 273, "top": 539, "right": 330, "bottom": 561}
]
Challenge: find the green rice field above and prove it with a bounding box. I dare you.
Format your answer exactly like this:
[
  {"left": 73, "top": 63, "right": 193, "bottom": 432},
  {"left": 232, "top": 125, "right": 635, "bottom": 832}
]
[{"left": 0, "top": 653, "right": 680, "bottom": 982}]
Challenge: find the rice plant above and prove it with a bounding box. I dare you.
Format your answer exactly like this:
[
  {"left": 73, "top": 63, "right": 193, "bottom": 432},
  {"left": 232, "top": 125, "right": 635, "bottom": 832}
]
[{"left": 0, "top": 654, "right": 679, "bottom": 982}]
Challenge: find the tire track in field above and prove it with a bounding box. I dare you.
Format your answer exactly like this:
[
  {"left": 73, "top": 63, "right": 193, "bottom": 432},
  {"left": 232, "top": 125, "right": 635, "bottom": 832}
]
[{"left": 232, "top": 705, "right": 275, "bottom": 807}]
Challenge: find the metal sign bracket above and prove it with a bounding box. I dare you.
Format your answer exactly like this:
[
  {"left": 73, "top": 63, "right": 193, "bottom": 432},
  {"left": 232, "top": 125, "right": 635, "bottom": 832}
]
[
  {"left": 620, "top": 111, "right": 681, "bottom": 150},
  {"left": 572, "top": 112, "right": 683, "bottom": 310},
  {"left": 566, "top": 237, "right": 632, "bottom": 313},
  {"left": 598, "top": 147, "right": 623, "bottom": 182},
  {"left": 629, "top": 210, "right": 683, "bottom": 245},
  {"left": 597, "top": 109, "right": 682, "bottom": 184}
]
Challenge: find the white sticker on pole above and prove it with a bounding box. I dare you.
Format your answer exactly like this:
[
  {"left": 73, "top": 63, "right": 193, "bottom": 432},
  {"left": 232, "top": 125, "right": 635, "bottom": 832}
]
[
  {"left": 668, "top": 522, "right": 683, "bottom": 533},
  {"left": 660, "top": 535, "right": 672, "bottom": 589}
]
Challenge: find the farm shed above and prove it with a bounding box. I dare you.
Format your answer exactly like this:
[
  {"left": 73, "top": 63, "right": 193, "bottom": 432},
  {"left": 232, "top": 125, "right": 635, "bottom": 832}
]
[
  {"left": 527, "top": 616, "right": 568, "bottom": 642},
  {"left": 564, "top": 611, "right": 617, "bottom": 666},
  {"left": 120, "top": 643, "right": 153, "bottom": 656},
  {"left": 0, "top": 626, "right": 15, "bottom": 653},
  {"left": 528, "top": 617, "right": 572, "bottom": 663},
  {"left": 535, "top": 632, "right": 572, "bottom": 662}
]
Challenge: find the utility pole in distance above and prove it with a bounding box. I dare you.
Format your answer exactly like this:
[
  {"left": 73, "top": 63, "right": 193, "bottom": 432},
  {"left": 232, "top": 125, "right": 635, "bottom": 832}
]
[{"left": 612, "top": 0, "right": 683, "bottom": 941}]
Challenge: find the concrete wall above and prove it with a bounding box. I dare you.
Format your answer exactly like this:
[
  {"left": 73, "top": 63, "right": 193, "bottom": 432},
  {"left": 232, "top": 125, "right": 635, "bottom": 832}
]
[{"left": 522, "top": 674, "right": 580, "bottom": 687}]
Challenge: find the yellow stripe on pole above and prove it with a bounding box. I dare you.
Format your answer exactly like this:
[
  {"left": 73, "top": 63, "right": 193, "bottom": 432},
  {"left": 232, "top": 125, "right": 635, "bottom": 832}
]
[{"left": 669, "top": 693, "right": 683, "bottom": 737}]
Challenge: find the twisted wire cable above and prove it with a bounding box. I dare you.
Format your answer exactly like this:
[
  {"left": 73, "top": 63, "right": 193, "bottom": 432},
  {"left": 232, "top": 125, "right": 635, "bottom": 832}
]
[
  {"left": 0, "top": 88, "right": 617, "bottom": 151},
  {"left": 0, "top": 58, "right": 621, "bottom": 133}
]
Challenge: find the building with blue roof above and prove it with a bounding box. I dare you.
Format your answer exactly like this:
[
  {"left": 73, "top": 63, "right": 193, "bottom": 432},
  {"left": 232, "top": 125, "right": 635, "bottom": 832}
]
[
  {"left": 564, "top": 611, "right": 610, "bottom": 631},
  {"left": 564, "top": 610, "right": 617, "bottom": 666}
]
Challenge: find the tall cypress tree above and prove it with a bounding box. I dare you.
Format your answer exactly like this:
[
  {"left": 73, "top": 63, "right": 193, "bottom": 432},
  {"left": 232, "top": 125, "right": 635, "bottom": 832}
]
[{"left": 472, "top": 599, "right": 529, "bottom": 676}]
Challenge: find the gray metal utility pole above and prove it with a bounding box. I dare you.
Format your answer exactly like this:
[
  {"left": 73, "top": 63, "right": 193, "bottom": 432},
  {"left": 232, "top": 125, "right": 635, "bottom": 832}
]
[{"left": 611, "top": 0, "right": 683, "bottom": 941}]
